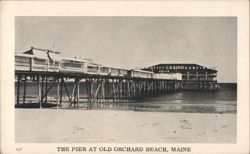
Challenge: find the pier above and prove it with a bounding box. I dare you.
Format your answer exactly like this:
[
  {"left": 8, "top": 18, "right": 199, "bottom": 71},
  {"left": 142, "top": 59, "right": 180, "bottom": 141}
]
[
  {"left": 15, "top": 47, "right": 220, "bottom": 109},
  {"left": 15, "top": 70, "right": 219, "bottom": 109}
]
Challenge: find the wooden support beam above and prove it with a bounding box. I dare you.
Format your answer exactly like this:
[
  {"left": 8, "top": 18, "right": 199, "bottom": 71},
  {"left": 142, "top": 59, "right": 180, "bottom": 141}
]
[
  {"left": 112, "top": 79, "right": 116, "bottom": 102},
  {"left": 116, "top": 78, "right": 119, "bottom": 101},
  {"left": 139, "top": 80, "right": 143, "bottom": 92},
  {"left": 162, "top": 80, "right": 165, "bottom": 94},
  {"left": 62, "top": 79, "right": 72, "bottom": 103},
  {"left": 45, "top": 76, "right": 48, "bottom": 104},
  {"left": 153, "top": 80, "right": 156, "bottom": 95},
  {"left": 166, "top": 81, "right": 168, "bottom": 91},
  {"left": 90, "top": 78, "right": 93, "bottom": 106},
  {"left": 127, "top": 80, "right": 130, "bottom": 99},
  {"left": 41, "top": 76, "right": 44, "bottom": 103},
  {"left": 102, "top": 79, "right": 105, "bottom": 102},
  {"left": 97, "top": 78, "right": 100, "bottom": 102},
  {"left": 108, "top": 79, "right": 111, "bottom": 101},
  {"left": 119, "top": 79, "right": 122, "bottom": 102},
  {"left": 77, "top": 78, "right": 80, "bottom": 108},
  {"left": 148, "top": 80, "right": 153, "bottom": 95},
  {"left": 132, "top": 81, "right": 136, "bottom": 99},
  {"left": 92, "top": 79, "right": 102, "bottom": 104},
  {"left": 136, "top": 80, "right": 139, "bottom": 99},
  {"left": 74, "top": 82, "right": 77, "bottom": 107},
  {"left": 42, "top": 79, "right": 56, "bottom": 100},
  {"left": 60, "top": 77, "right": 63, "bottom": 107},
  {"left": 166, "top": 81, "right": 169, "bottom": 92},
  {"left": 162, "top": 81, "right": 164, "bottom": 92},
  {"left": 138, "top": 80, "right": 141, "bottom": 99},
  {"left": 16, "top": 75, "right": 21, "bottom": 106},
  {"left": 70, "top": 80, "right": 76, "bottom": 107},
  {"left": 38, "top": 76, "right": 42, "bottom": 108},
  {"left": 123, "top": 79, "right": 127, "bottom": 100},
  {"left": 23, "top": 76, "right": 27, "bottom": 104},
  {"left": 105, "top": 78, "right": 109, "bottom": 101},
  {"left": 57, "top": 78, "right": 60, "bottom": 108},
  {"left": 90, "top": 78, "right": 93, "bottom": 102},
  {"left": 86, "top": 78, "right": 91, "bottom": 109}
]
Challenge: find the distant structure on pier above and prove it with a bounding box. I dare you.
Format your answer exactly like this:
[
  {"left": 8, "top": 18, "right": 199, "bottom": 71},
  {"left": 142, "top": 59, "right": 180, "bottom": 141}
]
[
  {"left": 15, "top": 47, "right": 218, "bottom": 82},
  {"left": 143, "top": 64, "right": 217, "bottom": 81}
]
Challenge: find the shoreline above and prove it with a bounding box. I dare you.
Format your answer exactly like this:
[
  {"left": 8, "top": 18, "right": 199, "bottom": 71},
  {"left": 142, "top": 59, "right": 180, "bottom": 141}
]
[
  {"left": 15, "top": 109, "right": 236, "bottom": 143},
  {"left": 15, "top": 99, "right": 237, "bottom": 114}
]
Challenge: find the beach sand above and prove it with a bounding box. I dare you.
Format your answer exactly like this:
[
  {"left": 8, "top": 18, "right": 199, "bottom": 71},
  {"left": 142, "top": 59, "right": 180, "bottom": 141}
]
[{"left": 15, "top": 109, "right": 236, "bottom": 143}]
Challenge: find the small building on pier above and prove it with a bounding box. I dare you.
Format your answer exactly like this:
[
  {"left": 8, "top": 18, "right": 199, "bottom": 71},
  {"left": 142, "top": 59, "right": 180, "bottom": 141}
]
[
  {"left": 19, "top": 47, "right": 61, "bottom": 72},
  {"left": 143, "top": 64, "right": 217, "bottom": 82}
]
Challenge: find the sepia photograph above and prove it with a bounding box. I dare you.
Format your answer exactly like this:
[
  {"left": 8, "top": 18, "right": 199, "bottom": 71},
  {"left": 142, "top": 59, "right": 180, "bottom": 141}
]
[
  {"left": 0, "top": 1, "right": 249, "bottom": 154},
  {"left": 15, "top": 17, "right": 237, "bottom": 143}
]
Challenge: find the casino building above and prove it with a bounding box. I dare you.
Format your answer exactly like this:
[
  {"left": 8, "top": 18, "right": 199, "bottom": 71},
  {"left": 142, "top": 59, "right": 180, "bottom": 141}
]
[{"left": 143, "top": 64, "right": 217, "bottom": 82}]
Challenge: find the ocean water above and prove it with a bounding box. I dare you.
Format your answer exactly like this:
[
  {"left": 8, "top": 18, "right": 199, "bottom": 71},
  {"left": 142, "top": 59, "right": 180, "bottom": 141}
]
[
  {"left": 140, "top": 83, "right": 237, "bottom": 113},
  {"left": 15, "top": 82, "right": 237, "bottom": 113}
]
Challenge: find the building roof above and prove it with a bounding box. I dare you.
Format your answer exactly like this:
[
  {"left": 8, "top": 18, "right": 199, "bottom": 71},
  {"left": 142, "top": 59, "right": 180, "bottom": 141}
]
[
  {"left": 15, "top": 53, "right": 34, "bottom": 58},
  {"left": 48, "top": 52, "right": 61, "bottom": 62},
  {"left": 144, "top": 63, "right": 217, "bottom": 73},
  {"left": 131, "top": 69, "right": 154, "bottom": 73},
  {"left": 24, "top": 47, "right": 61, "bottom": 60},
  {"left": 61, "top": 57, "right": 87, "bottom": 63},
  {"left": 31, "top": 47, "right": 60, "bottom": 54},
  {"left": 24, "top": 49, "right": 48, "bottom": 60}
]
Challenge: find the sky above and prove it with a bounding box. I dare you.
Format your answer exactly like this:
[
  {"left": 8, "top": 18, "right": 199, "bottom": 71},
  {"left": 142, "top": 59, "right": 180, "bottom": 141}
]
[{"left": 15, "top": 17, "right": 237, "bottom": 83}]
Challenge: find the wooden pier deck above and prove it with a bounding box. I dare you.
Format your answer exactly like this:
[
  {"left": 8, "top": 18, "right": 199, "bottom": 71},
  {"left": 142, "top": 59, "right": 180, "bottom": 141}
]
[{"left": 15, "top": 70, "right": 219, "bottom": 109}]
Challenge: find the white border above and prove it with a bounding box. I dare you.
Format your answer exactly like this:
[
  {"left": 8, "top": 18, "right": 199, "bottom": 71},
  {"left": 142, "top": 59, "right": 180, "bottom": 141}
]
[{"left": 1, "top": 1, "right": 249, "bottom": 154}]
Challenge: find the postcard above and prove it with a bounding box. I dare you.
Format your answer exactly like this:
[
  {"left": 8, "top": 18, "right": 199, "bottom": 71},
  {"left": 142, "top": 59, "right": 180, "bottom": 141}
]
[{"left": 0, "top": 1, "right": 249, "bottom": 154}]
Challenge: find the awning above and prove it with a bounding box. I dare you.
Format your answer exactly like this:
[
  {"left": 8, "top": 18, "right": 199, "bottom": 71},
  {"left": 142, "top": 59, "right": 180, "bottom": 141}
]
[
  {"left": 32, "top": 49, "right": 48, "bottom": 60},
  {"left": 48, "top": 52, "right": 61, "bottom": 62},
  {"left": 15, "top": 53, "right": 34, "bottom": 58}
]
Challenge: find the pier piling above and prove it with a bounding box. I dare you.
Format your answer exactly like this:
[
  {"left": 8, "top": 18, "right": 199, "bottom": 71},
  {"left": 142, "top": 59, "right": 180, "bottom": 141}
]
[{"left": 15, "top": 71, "right": 219, "bottom": 109}]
